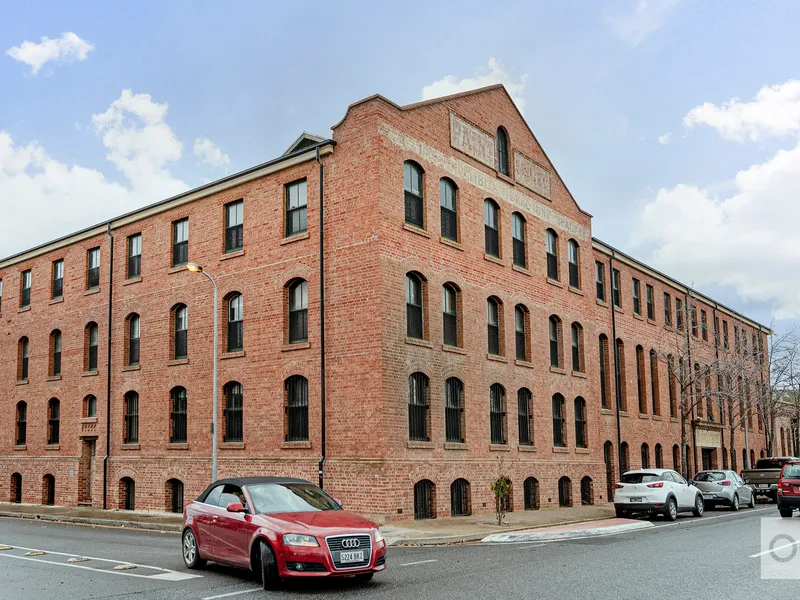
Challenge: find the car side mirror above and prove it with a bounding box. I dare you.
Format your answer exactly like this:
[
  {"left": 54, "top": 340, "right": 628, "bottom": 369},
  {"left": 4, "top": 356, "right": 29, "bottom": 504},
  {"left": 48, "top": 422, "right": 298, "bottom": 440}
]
[
  {"left": 226, "top": 501, "right": 246, "bottom": 513},
  {"left": 334, "top": 497, "right": 343, "bottom": 507},
  {"left": 687, "top": 480, "right": 694, "bottom": 486}
]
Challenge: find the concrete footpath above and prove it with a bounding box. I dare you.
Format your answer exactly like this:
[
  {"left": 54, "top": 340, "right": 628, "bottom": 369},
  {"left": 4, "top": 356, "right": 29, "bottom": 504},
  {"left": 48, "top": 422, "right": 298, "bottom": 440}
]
[{"left": 0, "top": 503, "right": 183, "bottom": 532}]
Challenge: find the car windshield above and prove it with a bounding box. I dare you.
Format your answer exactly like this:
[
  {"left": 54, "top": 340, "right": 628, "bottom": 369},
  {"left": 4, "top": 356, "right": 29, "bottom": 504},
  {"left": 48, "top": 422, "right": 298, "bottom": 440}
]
[
  {"left": 694, "top": 471, "right": 726, "bottom": 482},
  {"left": 783, "top": 465, "right": 800, "bottom": 478},
  {"left": 246, "top": 483, "right": 342, "bottom": 514},
  {"left": 621, "top": 473, "right": 659, "bottom": 484}
]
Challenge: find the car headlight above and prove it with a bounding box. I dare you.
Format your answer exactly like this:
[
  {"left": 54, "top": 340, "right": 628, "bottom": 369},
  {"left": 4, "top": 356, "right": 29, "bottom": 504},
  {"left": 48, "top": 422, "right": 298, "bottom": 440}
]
[
  {"left": 283, "top": 534, "right": 319, "bottom": 547},
  {"left": 374, "top": 530, "right": 384, "bottom": 544}
]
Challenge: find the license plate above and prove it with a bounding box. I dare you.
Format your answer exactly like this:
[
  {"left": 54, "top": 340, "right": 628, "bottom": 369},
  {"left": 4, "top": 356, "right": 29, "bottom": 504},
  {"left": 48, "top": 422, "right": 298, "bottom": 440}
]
[
  {"left": 339, "top": 551, "right": 364, "bottom": 564},
  {"left": 703, "top": 495, "right": 713, "bottom": 500},
  {"left": 758, "top": 484, "right": 769, "bottom": 489},
  {"left": 629, "top": 497, "right": 642, "bottom": 502}
]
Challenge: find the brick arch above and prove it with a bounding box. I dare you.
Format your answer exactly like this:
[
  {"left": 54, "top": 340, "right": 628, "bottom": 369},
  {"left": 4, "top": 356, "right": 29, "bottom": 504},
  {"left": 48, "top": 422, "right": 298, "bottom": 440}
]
[
  {"left": 277, "top": 361, "right": 314, "bottom": 382},
  {"left": 409, "top": 464, "right": 439, "bottom": 486},
  {"left": 439, "top": 272, "right": 468, "bottom": 294},
  {"left": 404, "top": 360, "right": 432, "bottom": 379},
  {"left": 440, "top": 367, "right": 467, "bottom": 383},
  {"left": 281, "top": 265, "right": 313, "bottom": 288},
  {"left": 398, "top": 257, "right": 429, "bottom": 278}
]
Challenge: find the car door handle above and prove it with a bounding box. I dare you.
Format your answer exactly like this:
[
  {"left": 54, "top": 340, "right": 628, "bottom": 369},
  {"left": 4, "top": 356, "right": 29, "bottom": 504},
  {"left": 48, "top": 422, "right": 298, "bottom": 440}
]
[{"left": 212, "top": 516, "right": 218, "bottom": 521}]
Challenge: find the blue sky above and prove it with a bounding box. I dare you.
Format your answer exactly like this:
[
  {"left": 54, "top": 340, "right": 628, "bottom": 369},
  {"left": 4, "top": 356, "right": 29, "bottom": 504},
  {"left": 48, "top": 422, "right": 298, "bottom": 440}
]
[{"left": 2, "top": 0, "right": 799, "bottom": 331}]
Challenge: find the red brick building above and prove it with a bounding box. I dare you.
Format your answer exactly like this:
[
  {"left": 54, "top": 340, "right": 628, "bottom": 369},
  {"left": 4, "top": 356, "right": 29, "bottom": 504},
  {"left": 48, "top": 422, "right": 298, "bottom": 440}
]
[{"left": 0, "top": 85, "right": 777, "bottom": 521}]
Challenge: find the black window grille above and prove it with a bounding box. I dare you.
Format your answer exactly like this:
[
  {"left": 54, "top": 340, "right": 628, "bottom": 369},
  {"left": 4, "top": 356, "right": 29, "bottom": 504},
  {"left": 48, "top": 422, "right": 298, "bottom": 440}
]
[
  {"left": 596, "top": 262, "right": 605, "bottom": 301},
  {"left": 487, "top": 298, "right": 500, "bottom": 355},
  {"left": 16, "top": 402, "right": 26, "bottom": 445},
  {"left": 568, "top": 240, "right": 579, "bottom": 288},
  {"left": 580, "top": 477, "right": 593, "bottom": 506},
  {"left": 20, "top": 338, "right": 29, "bottom": 381},
  {"left": 552, "top": 394, "right": 565, "bottom": 447},
  {"left": 52, "top": 331, "right": 61, "bottom": 376},
  {"left": 641, "top": 444, "right": 649, "bottom": 468},
  {"left": 632, "top": 278, "right": 641, "bottom": 315},
  {"left": 650, "top": 350, "right": 659, "bottom": 415},
  {"left": 518, "top": 388, "right": 533, "bottom": 446},
  {"left": 599, "top": 336, "right": 609, "bottom": 409},
  {"left": 174, "top": 305, "right": 188, "bottom": 359},
  {"left": 52, "top": 260, "right": 63, "bottom": 298},
  {"left": 172, "top": 219, "right": 188, "bottom": 266},
  {"left": 646, "top": 285, "right": 654, "bottom": 320},
  {"left": 676, "top": 298, "right": 684, "bottom": 331},
  {"left": 128, "top": 315, "right": 140, "bottom": 365},
  {"left": 571, "top": 323, "right": 581, "bottom": 372},
  {"left": 691, "top": 307, "right": 698, "bottom": 337},
  {"left": 615, "top": 340, "right": 626, "bottom": 410},
  {"left": 170, "top": 387, "right": 187, "bottom": 443},
  {"left": 224, "top": 382, "right": 243, "bottom": 442},
  {"left": 442, "top": 285, "right": 458, "bottom": 347},
  {"left": 496, "top": 127, "right": 509, "bottom": 175},
  {"left": 523, "top": 477, "right": 539, "bottom": 510},
  {"left": 123, "top": 393, "right": 138, "bottom": 444},
  {"left": 444, "top": 378, "right": 464, "bottom": 443},
  {"left": 664, "top": 293, "right": 672, "bottom": 327},
  {"left": 612, "top": 269, "right": 621, "bottom": 308},
  {"left": 408, "top": 372, "right": 430, "bottom": 441},
  {"left": 515, "top": 305, "right": 526, "bottom": 361},
  {"left": 285, "top": 181, "right": 307, "bottom": 237},
  {"left": 404, "top": 162, "right": 424, "bottom": 228},
  {"left": 44, "top": 475, "right": 55, "bottom": 506},
  {"left": 512, "top": 213, "right": 526, "bottom": 268},
  {"left": 604, "top": 442, "right": 614, "bottom": 502},
  {"left": 413, "top": 480, "right": 435, "bottom": 520},
  {"left": 227, "top": 295, "right": 243, "bottom": 351},
  {"left": 285, "top": 375, "right": 309, "bottom": 441},
  {"left": 11, "top": 473, "right": 21, "bottom": 503},
  {"left": 406, "top": 274, "right": 423, "bottom": 339},
  {"left": 655, "top": 444, "right": 663, "bottom": 468},
  {"left": 440, "top": 179, "right": 458, "bottom": 241},
  {"left": 48, "top": 399, "right": 60, "bottom": 445},
  {"left": 21, "top": 270, "right": 31, "bottom": 308},
  {"left": 226, "top": 200, "right": 244, "bottom": 251},
  {"left": 558, "top": 477, "right": 572, "bottom": 507},
  {"left": 288, "top": 280, "right": 308, "bottom": 343},
  {"left": 549, "top": 316, "right": 560, "bottom": 368},
  {"left": 123, "top": 478, "right": 135, "bottom": 510},
  {"left": 127, "top": 234, "right": 141, "bottom": 278},
  {"left": 546, "top": 230, "right": 559, "bottom": 280},
  {"left": 87, "top": 247, "right": 100, "bottom": 289},
  {"left": 574, "top": 397, "right": 587, "bottom": 448},
  {"left": 636, "top": 346, "right": 646, "bottom": 413},
  {"left": 490, "top": 384, "right": 506, "bottom": 445},
  {"left": 170, "top": 480, "right": 184, "bottom": 514},
  {"left": 484, "top": 200, "right": 499, "bottom": 257},
  {"left": 88, "top": 323, "right": 98, "bottom": 371},
  {"left": 621, "top": 443, "right": 630, "bottom": 472},
  {"left": 450, "top": 479, "right": 471, "bottom": 516}
]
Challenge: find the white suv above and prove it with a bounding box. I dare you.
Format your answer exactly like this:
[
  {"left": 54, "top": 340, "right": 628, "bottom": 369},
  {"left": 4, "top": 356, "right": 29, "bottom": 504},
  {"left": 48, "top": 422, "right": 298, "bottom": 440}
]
[{"left": 614, "top": 469, "right": 705, "bottom": 521}]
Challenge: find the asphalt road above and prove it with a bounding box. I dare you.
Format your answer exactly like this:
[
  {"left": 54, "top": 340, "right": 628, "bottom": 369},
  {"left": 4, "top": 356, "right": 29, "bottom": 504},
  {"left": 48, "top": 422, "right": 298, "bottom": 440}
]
[{"left": 0, "top": 505, "right": 795, "bottom": 600}]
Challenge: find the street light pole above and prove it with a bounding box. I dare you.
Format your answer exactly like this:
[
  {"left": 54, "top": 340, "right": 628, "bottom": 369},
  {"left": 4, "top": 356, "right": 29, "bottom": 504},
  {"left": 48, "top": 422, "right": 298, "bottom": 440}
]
[{"left": 187, "top": 263, "right": 218, "bottom": 482}]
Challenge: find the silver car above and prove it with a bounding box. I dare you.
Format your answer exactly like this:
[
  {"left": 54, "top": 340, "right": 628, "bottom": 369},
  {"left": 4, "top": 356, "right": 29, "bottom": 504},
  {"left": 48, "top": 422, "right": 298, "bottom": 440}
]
[{"left": 693, "top": 470, "right": 755, "bottom": 511}]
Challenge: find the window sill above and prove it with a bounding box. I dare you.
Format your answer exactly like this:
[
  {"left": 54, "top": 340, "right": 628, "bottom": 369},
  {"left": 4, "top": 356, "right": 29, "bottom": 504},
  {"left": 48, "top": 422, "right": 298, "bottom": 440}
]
[
  {"left": 596, "top": 299, "right": 608, "bottom": 308},
  {"left": 121, "top": 444, "right": 140, "bottom": 451},
  {"left": 282, "top": 341, "right": 311, "bottom": 352},
  {"left": 45, "top": 444, "right": 60, "bottom": 451},
  {"left": 84, "top": 288, "right": 100, "bottom": 296},
  {"left": 402, "top": 223, "right": 430, "bottom": 238},
  {"left": 15, "top": 380, "right": 28, "bottom": 386},
  {"left": 444, "top": 442, "right": 468, "bottom": 451},
  {"left": 18, "top": 306, "right": 31, "bottom": 313},
  {"left": 569, "top": 286, "right": 584, "bottom": 296},
  {"left": 123, "top": 275, "right": 142, "bottom": 287},
  {"left": 571, "top": 370, "right": 587, "bottom": 379},
  {"left": 221, "top": 249, "right": 246, "bottom": 260},
  {"left": 638, "top": 413, "right": 649, "bottom": 420},
  {"left": 653, "top": 415, "right": 663, "bottom": 421},
  {"left": 619, "top": 411, "right": 629, "bottom": 418},
  {"left": 600, "top": 408, "right": 614, "bottom": 416},
  {"left": 47, "top": 375, "right": 62, "bottom": 382},
  {"left": 407, "top": 440, "right": 434, "bottom": 449},
  {"left": 49, "top": 297, "right": 64, "bottom": 305},
  {"left": 518, "top": 444, "right": 536, "bottom": 452},
  {"left": 575, "top": 447, "right": 590, "bottom": 454},
  {"left": 647, "top": 318, "right": 656, "bottom": 326},
  {"left": 220, "top": 441, "right": 246, "bottom": 449},
  {"left": 487, "top": 353, "right": 507, "bottom": 363},
  {"left": 614, "top": 307, "right": 624, "bottom": 314},
  {"left": 439, "top": 236, "right": 463, "bottom": 250},
  {"left": 82, "top": 370, "right": 99, "bottom": 377},
  {"left": 14, "top": 445, "right": 27, "bottom": 451},
  {"left": 497, "top": 171, "right": 515, "bottom": 185},
  {"left": 549, "top": 366, "right": 567, "bottom": 375},
  {"left": 514, "top": 359, "right": 534, "bottom": 369},
  {"left": 670, "top": 417, "right": 679, "bottom": 423},
  {"left": 79, "top": 417, "right": 98, "bottom": 425},
  {"left": 405, "top": 337, "right": 433, "bottom": 349},
  {"left": 281, "top": 440, "right": 312, "bottom": 449},
  {"left": 633, "top": 313, "right": 644, "bottom": 321},
  {"left": 484, "top": 253, "right": 504, "bottom": 266},
  {"left": 490, "top": 444, "right": 511, "bottom": 452},
  {"left": 168, "top": 358, "right": 189, "bottom": 366},
  {"left": 512, "top": 264, "right": 530, "bottom": 276},
  {"left": 442, "top": 344, "right": 466, "bottom": 355},
  {"left": 168, "top": 265, "right": 188, "bottom": 274},
  {"left": 167, "top": 443, "right": 189, "bottom": 450},
  {"left": 546, "top": 277, "right": 563, "bottom": 289},
  {"left": 122, "top": 364, "right": 140, "bottom": 372},
  {"left": 221, "top": 350, "right": 246, "bottom": 360},
  {"left": 552, "top": 446, "right": 569, "bottom": 453},
  {"left": 281, "top": 231, "right": 310, "bottom": 245}
]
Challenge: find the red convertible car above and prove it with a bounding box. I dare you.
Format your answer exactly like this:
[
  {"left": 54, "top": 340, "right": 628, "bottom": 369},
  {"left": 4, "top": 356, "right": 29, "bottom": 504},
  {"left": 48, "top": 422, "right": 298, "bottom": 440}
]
[{"left": 182, "top": 477, "right": 386, "bottom": 589}]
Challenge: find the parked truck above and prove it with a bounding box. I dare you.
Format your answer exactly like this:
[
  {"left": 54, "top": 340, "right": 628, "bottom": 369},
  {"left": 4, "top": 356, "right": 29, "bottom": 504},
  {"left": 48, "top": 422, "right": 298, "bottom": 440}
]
[{"left": 742, "top": 457, "right": 800, "bottom": 501}]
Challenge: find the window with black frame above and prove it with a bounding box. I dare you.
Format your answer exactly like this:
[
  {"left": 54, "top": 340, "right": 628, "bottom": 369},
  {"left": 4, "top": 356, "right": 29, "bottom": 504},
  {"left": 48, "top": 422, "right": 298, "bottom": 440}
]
[
  {"left": 224, "top": 382, "right": 243, "bottom": 442},
  {"left": 546, "top": 229, "right": 559, "bottom": 281},
  {"left": 515, "top": 305, "right": 527, "bottom": 361},
  {"left": 404, "top": 161, "right": 424, "bottom": 228},
  {"left": 408, "top": 372, "right": 430, "bottom": 441},
  {"left": 574, "top": 397, "right": 587, "bottom": 448},
  {"left": 487, "top": 298, "right": 501, "bottom": 355},
  {"left": 174, "top": 305, "right": 188, "bottom": 359},
  {"left": 406, "top": 273, "right": 423, "bottom": 339},
  {"left": 20, "top": 269, "right": 31, "bottom": 308},
  {"left": 512, "top": 212, "right": 526, "bottom": 268},
  {"left": 285, "top": 181, "right": 307, "bottom": 237},
  {"left": 51, "top": 330, "right": 62, "bottom": 376},
  {"left": 16, "top": 401, "right": 26, "bottom": 446},
  {"left": 85, "top": 395, "right": 97, "bottom": 418},
  {"left": 568, "top": 240, "right": 579, "bottom": 288},
  {"left": 127, "top": 314, "right": 140, "bottom": 365},
  {"left": 444, "top": 377, "right": 464, "bottom": 443},
  {"left": 599, "top": 335, "right": 609, "bottom": 409},
  {"left": 442, "top": 284, "right": 458, "bottom": 347},
  {"left": 48, "top": 398, "right": 60, "bottom": 445},
  {"left": 552, "top": 394, "right": 566, "bottom": 447},
  {"left": 571, "top": 322, "right": 583, "bottom": 372},
  {"left": 52, "top": 259, "right": 64, "bottom": 299},
  {"left": 440, "top": 178, "right": 457, "bottom": 241},
  {"left": 19, "top": 337, "right": 29, "bottom": 381},
  {"left": 518, "top": 388, "right": 533, "bottom": 446},
  {"left": 632, "top": 278, "right": 641, "bottom": 315},
  {"left": 172, "top": 218, "right": 188, "bottom": 267},
  {"left": 484, "top": 199, "right": 499, "bottom": 257},
  {"left": 285, "top": 375, "right": 309, "bottom": 441},
  {"left": 496, "top": 127, "right": 509, "bottom": 175},
  {"left": 490, "top": 383, "right": 506, "bottom": 445},
  {"left": 612, "top": 269, "right": 621, "bottom": 308},
  {"left": 646, "top": 284, "right": 654, "bottom": 320},
  {"left": 288, "top": 280, "right": 308, "bottom": 344},
  {"left": 87, "top": 323, "right": 98, "bottom": 372},
  {"left": 127, "top": 234, "right": 142, "bottom": 278},
  {"left": 549, "top": 316, "right": 561, "bottom": 368},
  {"left": 170, "top": 387, "right": 187, "bottom": 444},
  {"left": 596, "top": 261, "right": 605, "bottom": 302},
  {"left": 123, "top": 392, "right": 138, "bottom": 444},
  {"left": 87, "top": 247, "right": 100, "bottom": 290},
  {"left": 227, "top": 294, "right": 243, "bottom": 351},
  {"left": 225, "top": 200, "right": 244, "bottom": 251}
]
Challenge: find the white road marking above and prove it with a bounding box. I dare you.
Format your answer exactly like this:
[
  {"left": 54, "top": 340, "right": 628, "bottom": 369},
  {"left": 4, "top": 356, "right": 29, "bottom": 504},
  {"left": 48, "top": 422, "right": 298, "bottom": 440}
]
[
  {"left": 201, "top": 589, "right": 261, "bottom": 599},
  {"left": 399, "top": 559, "right": 438, "bottom": 567},
  {"left": 749, "top": 540, "right": 800, "bottom": 558}
]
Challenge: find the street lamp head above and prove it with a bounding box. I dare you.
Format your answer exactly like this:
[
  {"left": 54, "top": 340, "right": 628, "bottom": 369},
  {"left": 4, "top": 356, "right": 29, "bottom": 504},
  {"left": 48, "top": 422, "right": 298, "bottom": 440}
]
[{"left": 186, "top": 262, "right": 203, "bottom": 273}]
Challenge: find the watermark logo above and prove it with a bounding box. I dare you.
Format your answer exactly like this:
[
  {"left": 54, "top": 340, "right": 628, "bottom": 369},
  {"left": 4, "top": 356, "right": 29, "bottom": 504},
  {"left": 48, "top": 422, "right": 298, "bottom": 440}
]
[{"left": 759, "top": 517, "right": 800, "bottom": 579}]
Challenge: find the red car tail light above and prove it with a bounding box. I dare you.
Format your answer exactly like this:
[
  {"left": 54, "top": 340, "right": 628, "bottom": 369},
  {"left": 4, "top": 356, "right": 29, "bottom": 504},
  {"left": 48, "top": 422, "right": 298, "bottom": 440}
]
[
  {"left": 718, "top": 480, "right": 731, "bottom": 486},
  {"left": 646, "top": 482, "right": 664, "bottom": 488},
  {"left": 615, "top": 484, "right": 625, "bottom": 489}
]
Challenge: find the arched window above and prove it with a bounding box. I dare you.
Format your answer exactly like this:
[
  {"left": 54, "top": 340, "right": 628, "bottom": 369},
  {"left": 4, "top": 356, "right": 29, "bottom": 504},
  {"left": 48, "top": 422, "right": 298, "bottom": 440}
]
[
  {"left": 580, "top": 476, "right": 593, "bottom": 506},
  {"left": 496, "top": 127, "right": 509, "bottom": 175},
  {"left": 408, "top": 372, "right": 430, "bottom": 442},
  {"left": 673, "top": 444, "right": 680, "bottom": 470},
  {"left": 549, "top": 315, "right": 562, "bottom": 368},
  {"left": 552, "top": 393, "right": 566, "bottom": 447},
  {"left": 50, "top": 330, "right": 62, "bottom": 377},
  {"left": 568, "top": 239, "right": 580, "bottom": 289},
  {"left": 574, "top": 397, "right": 587, "bottom": 448},
  {"left": 487, "top": 297, "right": 502, "bottom": 356},
  {"left": 523, "top": 477, "right": 540, "bottom": 510},
  {"left": 515, "top": 304, "right": 529, "bottom": 361},
  {"left": 750, "top": 449, "right": 756, "bottom": 469},
  {"left": 18, "top": 336, "right": 29, "bottom": 381},
  {"left": 615, "top": 339, "right": 627, "bottom": 411},
  {"left": 636, "top": 345, "right": 647, "bottom": 414},
  {"left": 86, "top": 322, "right": 99, "bottom": 372},
  {"left": 442, "top": 283, "right": 459, "bottom": 347},
  {"left": 571, "top": 322, "right": 584, "bottom": 372},
  {"left": 170, "top": 387, "right": 187, "bottom": 444},
  {"left": 173, "top": 304, "right": 188, "bottom": 359},
  {"left": 287, "top": 280, "right": 308, "bottom": 344},
  {"left": 440, "top": 178, "right": 458, "bottom": 241},
  {"left": 667, "top": 354, "right": 678, "bottom": 418},
  {"left": 15, "top": 401, "right": 27, "bottom": 446},
  {"left": 604, "top": 441, "right": 615, "bottom": 502},
  {"left": 655, "top": 443, "right": 663, "bottom": 468},
  {"left": 484, "top": 199, "right": 500, "bottom": 257},
  {"left": 120, "top": 477, "right": 135, "bottom": 510},
  {"left": 512, "top": 212, "right": 526, "bottom": 268},
  {"left": 123, "top": 392, "right": 138, "bottom": 444},
  {"left": 42, "top": 474, "right": 55, "bottom": 506},
  {"left": 558, "top": 477, "right": 572, "bottom": 507},
  {"left": 84, "top": 394, "right": 97, "bottom": 418},
  {"left": 167, "top": 479, "right": 184, "bottom": 514},
  {"left": 223, "top": 381, "right": 243, "bottom": 442},
  {"left": 620, "top": 442, "right": 630, "bottom": 473},
  {"left": 599, "top": 335, "right": 610, "bottom": 409},
  {"left": 47, "top": 398, "right": 60, "bottom": 445},
  {"left": 285, "top": 375, "right": 309, "bottom": 441},
  {"left": 546, "top": 229, "right": 559, "bottom": 281},
  {"left": 10, "top": 473, "right": 22, "bottom": 504},
  {"left": 445, "top": 377, "right": 465, "bottom": 443},
  {"left": 641, "top": 443, "right": 650, "bottom": 468},
  {"left": 404, "top": 161, "right": 424, "bottom": 228},
  {"left": 518, "top": 388, "right": 533, "bottom": 446},
  {"left": 490, "top": 384, "right": 507, "bottom": 445},
  {"left": 126, "top": 314, "right": 140, "bottom": 366},
  {"left": 406, "top": 272, "right": 424, "bottom": 339},
  {"left": 451, "top": 478, "right": 471, "bottom": 516},
  {"left": 226, "top": 293, "right": 243, "bottom": 351},
  {"left": 650, "top": 350, "right": 660, "bottom": 416},
  {"left": 414, "top": 479, "right": 436, "bottom": 520}
]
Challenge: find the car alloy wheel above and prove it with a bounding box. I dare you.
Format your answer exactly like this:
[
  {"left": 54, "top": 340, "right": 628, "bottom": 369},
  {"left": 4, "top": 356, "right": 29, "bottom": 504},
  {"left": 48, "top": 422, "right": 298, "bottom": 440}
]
[
  {"left": 259, "top": 540, "right": 281, "bottom": 590},
  {"left": 748, "top": 493, "right": 756, "bottom": 509},
  {"left": 182, "top": 529, "right": 206, "bottom": 569},
  {"left": 731, "top": 494, "right": 739, "bottom": 512},
  {"left": 693, "top": 495, "right": 704, "bottom": 517},
  {"left": 665, "top": 498, "right": 678, "bottom": 521}
]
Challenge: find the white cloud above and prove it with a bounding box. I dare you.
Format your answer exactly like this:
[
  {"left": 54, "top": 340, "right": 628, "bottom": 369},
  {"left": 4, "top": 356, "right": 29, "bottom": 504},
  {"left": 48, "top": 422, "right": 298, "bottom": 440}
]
[
  {"left": 421, "top": 58, "right": 528, "bottom": 113},
  {"left": 607, "top": 0, "right": 680, "bottom": 46},
  {"left": 0, "top": 90, "right": 189, "bottom": 258},
  {"left": 6, "top": 32, "right": 94, "bottom": 74},
  {"left": 683, "top": 79, "right": 800, "bottom": 142},
  {"left": 193, "top": 137, "right": 230, "bottom": 167},
  {"left": 658, "top": 132, "right": 672, "bottom": 145}
]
